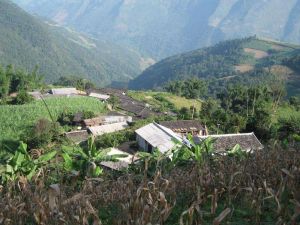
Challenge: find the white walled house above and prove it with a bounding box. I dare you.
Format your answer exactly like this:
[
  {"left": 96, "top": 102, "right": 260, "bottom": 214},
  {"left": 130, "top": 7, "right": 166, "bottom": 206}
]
[{"left": 135, "top": 123, "right": 182, "bottom": 153}]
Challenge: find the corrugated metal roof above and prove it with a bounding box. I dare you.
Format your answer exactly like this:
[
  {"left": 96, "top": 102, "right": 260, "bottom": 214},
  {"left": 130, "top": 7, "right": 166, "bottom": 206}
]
[
  {"left": 89, "top": 93, "right": 110, "bottom": 100},
  {"left": 135, "top": 123, "right": 182, "bottom": 153},
  {"left": 88, "top": 122, "right": 128, "bottom": 137}
]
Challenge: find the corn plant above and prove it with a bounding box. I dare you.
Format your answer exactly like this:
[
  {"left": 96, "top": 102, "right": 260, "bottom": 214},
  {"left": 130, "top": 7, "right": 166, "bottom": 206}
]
[{"left": 0, "top": 142, "right": 56, "bottom": 183}]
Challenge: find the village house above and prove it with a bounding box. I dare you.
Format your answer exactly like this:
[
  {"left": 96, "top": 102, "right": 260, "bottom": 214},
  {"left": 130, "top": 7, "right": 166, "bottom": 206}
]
[
  {"left": 135, "top": 122, "right": 182, "bottom": 153},
  {"left": 193, "top": 133, "right": 263, "bottom": 153},
  {"left": 159, "top": 120, "right": 208, "bottom": 136}
]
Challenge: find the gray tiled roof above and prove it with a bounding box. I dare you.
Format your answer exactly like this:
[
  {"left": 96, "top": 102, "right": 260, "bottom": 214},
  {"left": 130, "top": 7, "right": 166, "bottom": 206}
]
[{"left": 193, "top": 133, "right": 263, "bottom": 152}]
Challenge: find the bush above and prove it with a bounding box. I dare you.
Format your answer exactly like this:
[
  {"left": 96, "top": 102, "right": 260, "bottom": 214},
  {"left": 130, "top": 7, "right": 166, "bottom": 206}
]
[
  {"left": 95, "top": 130, "right": 135, "bottom": 148},
  {"left": 26, "top": 118, "right": 63, "bottom": 148},
  {"left": 13, "top": 90, "right": 34, "bottom": 105}
]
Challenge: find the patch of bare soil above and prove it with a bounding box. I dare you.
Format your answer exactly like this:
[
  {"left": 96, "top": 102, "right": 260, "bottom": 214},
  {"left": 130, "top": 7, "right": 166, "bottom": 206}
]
[
  {"left": 244, "top": 48, "right": 269, "bottom": 59},
  {"left": 235, "top": 64, "right": 254, "bottom": 73}
]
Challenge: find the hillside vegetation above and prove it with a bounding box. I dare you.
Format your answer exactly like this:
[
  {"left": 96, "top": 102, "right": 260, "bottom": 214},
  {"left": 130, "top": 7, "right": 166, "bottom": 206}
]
[
  {"left": 13, "top": 0, "right": 300, "bottom": 59},
  {"left": 0, "top": 0, "right": 146, "bottom": 86},
  {"left": 129, "top": 37, "right": 300, "bottom": 96}
]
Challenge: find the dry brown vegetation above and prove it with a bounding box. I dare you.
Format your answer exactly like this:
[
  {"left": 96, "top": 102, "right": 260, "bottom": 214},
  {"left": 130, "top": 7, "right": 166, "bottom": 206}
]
[
  {"left": 0, "top": 147, "right": 299, "bottom": 225},
  {"left": 244, "top": 48, "right": 269, "bottom": 59},
  {"left": 235, "top": 64, "right": 254, "bottom": 73}
]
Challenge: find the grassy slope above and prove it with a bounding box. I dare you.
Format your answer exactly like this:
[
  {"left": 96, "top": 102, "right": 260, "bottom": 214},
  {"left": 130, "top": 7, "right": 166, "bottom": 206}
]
[
  {"left": 128, "top": 91, "right": 202, "bottom": 111},
  {"left": 0, "top": 97, "right": 105, "bottom": 142}
]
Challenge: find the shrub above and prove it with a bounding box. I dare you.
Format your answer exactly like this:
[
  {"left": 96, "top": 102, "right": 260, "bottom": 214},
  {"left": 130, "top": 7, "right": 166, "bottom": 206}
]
[
  {"left": 13, "top": 90, "right": 34, "bottom": 105},
  {"left": 26, "top": 118, "right": 63, "bottom": 148}
]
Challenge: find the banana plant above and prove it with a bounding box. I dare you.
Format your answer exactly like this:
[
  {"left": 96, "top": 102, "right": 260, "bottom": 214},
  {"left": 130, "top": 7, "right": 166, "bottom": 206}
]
[
  {"left": 172, "top": 135, "right": 215, "bottom": 166},
  {"left": 62, "top": 136, "right": 127, "bottom": 178},
  {"left": 0, "top": 142, "right": 56, "bottom": 183},
  {"left": 227, "top": 144, "right": 247, "bottom": 160}
]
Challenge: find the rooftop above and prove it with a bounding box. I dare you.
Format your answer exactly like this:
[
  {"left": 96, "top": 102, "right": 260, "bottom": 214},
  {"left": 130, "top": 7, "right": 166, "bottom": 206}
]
[
  {"left": 50, "top": 88, "right": 78, "bottom": 95},
  {"left": 88, "top": 122, "right": 128, "bottom": 137},
  {"left": 135, "top": 123, "right": 182, "bottom": 153},
  {"left": 160, "top": 120, "right": 206, "bottom": 133},
  {"left": 194, "top": 133, "right": 263, "bottom": 152}
]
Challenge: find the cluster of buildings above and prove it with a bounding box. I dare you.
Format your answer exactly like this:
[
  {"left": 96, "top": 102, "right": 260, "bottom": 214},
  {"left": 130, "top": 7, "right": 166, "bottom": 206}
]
[{"left": 30, "top": 87, "right": 263, "bottom": 171}]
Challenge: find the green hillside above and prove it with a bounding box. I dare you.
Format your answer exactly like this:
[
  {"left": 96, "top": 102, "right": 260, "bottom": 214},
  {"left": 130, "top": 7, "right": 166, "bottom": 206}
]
[
  {"left": 129, "top": 37, "right": 300, "bottom": 96},
  {"left": 0, "top": 0, "right": 147, "bottom": 86}
]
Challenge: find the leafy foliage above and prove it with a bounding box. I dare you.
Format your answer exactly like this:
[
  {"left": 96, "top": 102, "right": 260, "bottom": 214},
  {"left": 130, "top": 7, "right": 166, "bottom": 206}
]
[
  {"left": 0, "top": 142, "right": 56, "bottom": 183},
  {"left": 62, "top": 137, "right": 126, "bottom": 178}
]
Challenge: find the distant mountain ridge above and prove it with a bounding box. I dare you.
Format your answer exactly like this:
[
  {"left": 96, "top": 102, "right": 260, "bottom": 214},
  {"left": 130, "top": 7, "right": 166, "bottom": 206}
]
[
  {"left": 0, "top": 0, "right": 149, "bottom": 86},
  {"left": 129, "top": 37, "right": 300, "bottom": 96},
  {"left": 13, "top": 0, "right": 300, "bottom": 59}
]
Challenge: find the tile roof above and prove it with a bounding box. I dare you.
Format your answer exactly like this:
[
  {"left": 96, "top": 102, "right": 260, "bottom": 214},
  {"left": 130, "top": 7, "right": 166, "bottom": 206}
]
[
  {"left": 160, "top": 120, "right": 206, "bottom": 133},
  {"left": 194, "top": 133, "right": 263, "bottom": 152}
]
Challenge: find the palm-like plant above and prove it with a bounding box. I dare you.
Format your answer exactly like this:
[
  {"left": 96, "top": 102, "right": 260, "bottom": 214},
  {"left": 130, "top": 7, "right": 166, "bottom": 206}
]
[
  {"left": 62, "top": 136, "right": 127, "bottom": 178},
  {"left": 172, "top": 135, "right": 215, "bottom": 166}
]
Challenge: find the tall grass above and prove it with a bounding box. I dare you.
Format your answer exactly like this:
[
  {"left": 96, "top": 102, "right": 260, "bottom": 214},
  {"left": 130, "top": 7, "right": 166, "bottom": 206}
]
[{"left": 0, "top": 97, "right": 105, "bottom": 141}]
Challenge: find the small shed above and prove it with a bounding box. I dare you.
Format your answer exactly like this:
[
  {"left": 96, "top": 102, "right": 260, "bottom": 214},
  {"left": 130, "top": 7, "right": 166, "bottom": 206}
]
[
  {"left": 193, "top": 133, "right": 263, "bottom": 153},
  {"left": 100, "top": 148, "right": 139, "bottom": 171},
  {"left": 135, "top": 123, "right": 182, "bottom": 153},
  {"left": 88, "top": 122, "right": 129, "bottom": 137},
  {"left": 160, "top": 120, "right": 208, "bottom": 136},
  {"left": 50, "top": 88, "right": 78, "bottom": 96}
]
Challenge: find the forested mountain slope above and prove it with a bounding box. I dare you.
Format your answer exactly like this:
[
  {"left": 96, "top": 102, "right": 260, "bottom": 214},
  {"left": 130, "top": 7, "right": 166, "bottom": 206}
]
[
  {"left": 13, "top": 0, "right": 300, "bottom": 59},
  {"left": 129, "top": 37, "right": 300, "bottom": 96},
  {"left": 0, "top": 0, "right": 147, "bottom": 86}
]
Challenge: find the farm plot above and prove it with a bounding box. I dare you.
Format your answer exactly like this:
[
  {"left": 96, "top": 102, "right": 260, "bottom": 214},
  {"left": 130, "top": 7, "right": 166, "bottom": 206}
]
[{"left": 0, "top": 97, "right": 105, "bottom": 141}]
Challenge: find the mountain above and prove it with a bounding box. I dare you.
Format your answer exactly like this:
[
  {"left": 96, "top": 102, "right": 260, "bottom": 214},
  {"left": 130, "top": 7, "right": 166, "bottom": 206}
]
[
  {"left": 0, "top": 0, "right": 150, "bottom": 86},
  {"left": 129, "top": 37, "right": 300, "bottom": 96},
  {"left": 12, "top": 0, "right": 300, "bottom": 59}
]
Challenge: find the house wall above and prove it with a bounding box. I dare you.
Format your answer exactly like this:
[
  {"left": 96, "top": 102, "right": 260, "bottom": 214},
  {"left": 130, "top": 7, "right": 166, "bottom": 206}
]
[{"left": 136, "top": 134, "right": 153, "bottom": 152}]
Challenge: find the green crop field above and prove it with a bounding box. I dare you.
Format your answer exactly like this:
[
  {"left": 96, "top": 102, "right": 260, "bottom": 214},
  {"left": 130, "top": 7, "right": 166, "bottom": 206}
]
[{"left": 0, "top": 96, "right": 105, "bottom": 142}]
